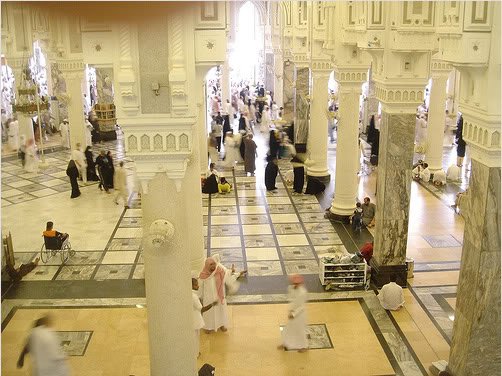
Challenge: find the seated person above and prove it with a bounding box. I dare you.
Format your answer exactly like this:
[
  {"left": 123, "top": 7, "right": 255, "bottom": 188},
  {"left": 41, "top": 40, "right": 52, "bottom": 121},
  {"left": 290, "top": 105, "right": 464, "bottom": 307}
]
[
  {"left": 412, "top": 161, "right": 424, "bottom": 181},
  {"left": 432, "top": 169, "right": 447, "bottom": 186},
  {"left": 420, "top": 162, "right": 431, "bottom": 182},
  {"left": 350, "top": 202, "right": 363, "bottom": 231},
  {"left": 42, "top": 221, "right": 69, "bottom": 245},
  {"left": 6, "top": 258, "right": 39, "bottom": 282},
  {"left": 206, "top": 162, "right": 219, "bottom": 180},
  {"left": 377, "top": 274, "right": 405, "bottom": 311},
  {"left": 361, "top": 197, "right": 376, "bottom": 228},
  {"left": 446, "top": 164, "right": 460, "bottom": 182},
  {"left": 218, "top": 177, "right": 232, "bottom": 194},
  {"left": 357, "top": 241, "right": 373, "bottom": 264}
]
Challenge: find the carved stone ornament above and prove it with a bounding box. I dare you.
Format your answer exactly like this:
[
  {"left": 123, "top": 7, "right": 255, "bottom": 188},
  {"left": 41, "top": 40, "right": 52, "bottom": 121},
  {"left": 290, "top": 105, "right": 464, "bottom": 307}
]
[{"left": 146, "top": 219, "right": 175, "bottom": 249}]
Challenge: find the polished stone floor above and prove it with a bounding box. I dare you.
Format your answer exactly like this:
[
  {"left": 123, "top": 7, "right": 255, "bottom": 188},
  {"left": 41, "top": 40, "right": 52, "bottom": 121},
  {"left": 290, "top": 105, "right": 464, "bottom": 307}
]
[{"left": 1, "top": 128, "right": 466, "bottom": 375}]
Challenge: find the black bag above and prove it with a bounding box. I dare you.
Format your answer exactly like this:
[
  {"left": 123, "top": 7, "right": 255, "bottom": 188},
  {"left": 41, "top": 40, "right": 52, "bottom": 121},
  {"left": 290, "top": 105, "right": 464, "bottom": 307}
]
[
  {"left": 305, "top": 177, "right": 325, "bottom": 195},
  {"left": 198, "top": 363, "right": 215, "bottom": 376}
]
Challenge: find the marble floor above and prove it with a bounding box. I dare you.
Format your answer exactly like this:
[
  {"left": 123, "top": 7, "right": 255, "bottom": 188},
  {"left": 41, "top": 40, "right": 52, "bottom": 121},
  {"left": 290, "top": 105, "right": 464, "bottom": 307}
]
[{"left": 1, "top": 128, "right": 467, "bottom": 375}]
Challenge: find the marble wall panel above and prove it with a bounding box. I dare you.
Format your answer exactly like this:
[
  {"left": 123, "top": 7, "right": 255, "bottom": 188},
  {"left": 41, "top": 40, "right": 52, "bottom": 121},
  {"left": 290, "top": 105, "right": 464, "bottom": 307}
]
[{"left": 374, "top": 112, "right": 416, "bottom": 266}]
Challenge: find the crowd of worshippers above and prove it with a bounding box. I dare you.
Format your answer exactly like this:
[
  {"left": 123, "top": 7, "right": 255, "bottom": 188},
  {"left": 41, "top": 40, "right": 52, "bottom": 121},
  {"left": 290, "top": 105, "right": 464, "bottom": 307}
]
[
  {"left": 193, "top": 255, "right": 310, "bottom": 355},
  {"left": 203, "top": 83, "right": 326, "bottom": 196},
  {"left": 65, "top": 143, "right": 129, "bottom": 207}
]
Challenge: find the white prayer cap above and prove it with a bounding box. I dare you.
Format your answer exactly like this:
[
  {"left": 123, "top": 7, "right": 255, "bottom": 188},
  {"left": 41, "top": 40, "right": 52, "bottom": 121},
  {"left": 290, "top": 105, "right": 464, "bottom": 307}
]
[{"left": 191, "top": 270, "right": 199, "bottom": 279}]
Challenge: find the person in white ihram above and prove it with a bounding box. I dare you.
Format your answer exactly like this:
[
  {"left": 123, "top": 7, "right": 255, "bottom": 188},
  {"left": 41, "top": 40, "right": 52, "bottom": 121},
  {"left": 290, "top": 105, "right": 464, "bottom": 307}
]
[
  {"left": 17, "top": 314, "right": 70, "bottom": 376},
  {"left": 71, "top": 143, "right": 87, "bottom": 184},
  {"left": 278, "top": 274, "right": 309, "bottom": 352},
  {"left": 378, "top": 274, "right": 405, "bottom": 311},
  {"left": 192, "top": 276, "right": 218, "bottom": 357}
]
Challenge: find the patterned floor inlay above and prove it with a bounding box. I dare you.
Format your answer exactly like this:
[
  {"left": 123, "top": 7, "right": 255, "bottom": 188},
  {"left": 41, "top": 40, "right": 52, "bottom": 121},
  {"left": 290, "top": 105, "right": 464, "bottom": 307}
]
[
  {"left": 56, "top": 331, "right": 93, "bottom": 356},
  {"left": 279, "top": 323, "right": 333, "bottom": 350},
  {"left": 422, "top": 235, "right": 462, "bottom": 248}
]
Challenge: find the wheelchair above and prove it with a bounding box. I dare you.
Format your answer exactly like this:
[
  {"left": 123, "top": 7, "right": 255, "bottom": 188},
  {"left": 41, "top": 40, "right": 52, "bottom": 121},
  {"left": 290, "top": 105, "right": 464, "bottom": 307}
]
[{"left": 40, "top": 235, "right": 75, "bottom": 263}]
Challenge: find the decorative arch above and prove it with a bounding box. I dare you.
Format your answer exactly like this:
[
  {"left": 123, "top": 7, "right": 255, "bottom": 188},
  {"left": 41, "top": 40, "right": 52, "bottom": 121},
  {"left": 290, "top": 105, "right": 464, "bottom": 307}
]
[
  {"left": 491, "top": 131, "right": 500, "bottom": 147},
  {"left": 167, "top": 134, "right": 176, "bottom": 151},
  {"left": 153, "top": 134, "right": 163, "bottom": 151},
  {"left": 141, "top": 134, "right": 150, "bottom": 151},
  {"left": 128, "top": 135, "right": 138, "bottom": 151},
  {"left": 179, "top": 134, "right": 189, "bottom": 151}
]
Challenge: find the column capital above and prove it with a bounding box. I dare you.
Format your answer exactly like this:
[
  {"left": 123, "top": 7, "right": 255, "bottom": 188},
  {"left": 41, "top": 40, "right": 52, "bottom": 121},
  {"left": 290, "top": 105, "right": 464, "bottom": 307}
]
[
  {"left": 430, "top": 59, "right": 453, "bottom": 78},
  {"left": 121, "top": 117, "right": 198, "bottom": 192},
  {"left": 461, "top": 110, "right": 501, "bottom": 167},
  {"left": 373, "top": 79, "right": 428, "bottom": 113}
]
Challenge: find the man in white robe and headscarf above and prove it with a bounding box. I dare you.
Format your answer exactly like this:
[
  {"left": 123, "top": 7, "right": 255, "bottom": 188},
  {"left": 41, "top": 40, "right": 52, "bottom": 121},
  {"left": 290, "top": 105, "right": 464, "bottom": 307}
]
[
  {"left": 198, "top": 256, "right": 246, "bottom": 333},
  {"left": 278, "top": 274, "right": 309, "bottom": 352}
]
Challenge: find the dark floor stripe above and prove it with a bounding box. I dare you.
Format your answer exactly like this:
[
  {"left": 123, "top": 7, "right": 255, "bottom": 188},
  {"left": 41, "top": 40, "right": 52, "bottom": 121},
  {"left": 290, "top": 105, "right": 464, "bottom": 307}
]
[{"left": 407, "top": 284, "right": 453, "bottom": 345}]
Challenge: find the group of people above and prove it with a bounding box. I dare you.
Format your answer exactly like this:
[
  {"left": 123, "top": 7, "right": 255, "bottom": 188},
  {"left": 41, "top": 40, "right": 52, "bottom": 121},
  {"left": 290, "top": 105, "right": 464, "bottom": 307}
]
[
  {"left": 350, "top": 197, "right": 377, "bottom": 232},
  {"left": 66, "top": 143, "right": 128, "bottom": 207},
  {"left": 193, "top": 255, "right": 310, "bottom": 354}
]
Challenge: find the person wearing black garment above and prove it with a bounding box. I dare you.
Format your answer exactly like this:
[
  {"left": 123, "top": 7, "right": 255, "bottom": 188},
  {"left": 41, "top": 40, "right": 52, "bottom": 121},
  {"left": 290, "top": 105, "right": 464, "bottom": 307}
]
[
  {"left": 238, "top": 114, "right": 247, "bottom": 132},
  {"left": 222, "top": 114, "right": 231, "bottom": 144},
  {"left": 96, "top": 150, "right": 112, "bottom": 192},
  {"left": 269, "top": 130, "right": 280, "bottom": 160},
  {"left": 106, "top": 151, "right": 115, "bottom": 189},
  {"left": 291, "top": 155, "right": 306, "bottom": 194},
  {"left": 455, "top": 114, "right": 466, "bottom": 167},
  {"left": 265, "top": 155, "right": 279, "bottom": 191},
  {"left": 84, "top": 146, "right": 100, "bottom": 181},
  {"left": 66, "top": 159, "right": 81, "bottom": 198}
]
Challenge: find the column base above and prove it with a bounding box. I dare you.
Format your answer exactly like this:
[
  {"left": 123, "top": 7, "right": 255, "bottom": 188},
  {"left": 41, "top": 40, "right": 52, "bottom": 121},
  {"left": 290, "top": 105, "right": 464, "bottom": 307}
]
[
  {"left": 329, "top": 203, "right": 356, "bottom": 217},
  {"left": 306, "top": 172, "right": 331, "bottom": 183},
  {"left": 369, "top": 260, "right": 408, "bottom": 288},
  {"left": 325, "top": 211, "right": 350, "bottom": 223}
]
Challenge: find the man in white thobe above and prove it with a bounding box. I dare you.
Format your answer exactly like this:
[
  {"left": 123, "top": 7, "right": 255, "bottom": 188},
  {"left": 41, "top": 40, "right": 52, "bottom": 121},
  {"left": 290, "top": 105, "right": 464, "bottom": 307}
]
[
  {"left": 279, "top": 274, "right": 308, "bottom": 352},
  {"left": 378, "top": 275, "right": 405, "bottom": 311},
  {"left": 71, "top": 143, "right": 87, "bottom": 184},
  {"left": 59, "top": 119, "right": 70, "bottom": 149},
  {"left": 199, "top": 256, "right": 245, "bottom": 333},
  {"left": 114, "top": 161, "right": 129, "bottom": 208},
  {"left": 17, "top": 315, "right": 70, "bottom": 376},
  {"left": 199, "top": 257, "right": 230, "bottom": 333},
  {"left": 192, "top": 277, "right": 218, "bottom": 357},
  {"left": 84, "top": 120, "right": 93, "bottom": 147},
  {"left": 7, "top": 118, "right": 19, "bottom": 151},
  {"left": 271, "top": 101, "right": 279, "bottom": 121}
]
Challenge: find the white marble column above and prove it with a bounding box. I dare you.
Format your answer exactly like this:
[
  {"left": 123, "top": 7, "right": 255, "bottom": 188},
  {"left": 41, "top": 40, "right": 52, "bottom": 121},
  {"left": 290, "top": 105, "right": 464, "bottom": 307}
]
[
  {"left": 62, "top": 66, "right": 87, "bottom": 148},
  {"left": 425, "top": 72, "right": 448, "bottom": 171},
  {"left": 220, "top": 60, "right": 230, "bottom": 104},
  {"left": 196, "top": 68, "right": 209, "bottom": 173},
  {"left": 273, "top": 51, "right": 284, "bottom": 106},
  {"left": 306, "top": 71, "right": 330, "bottom": 179},
  {"left": 142, "top": 174, "right": 197, "bottom": 375},
  {"left": 185, "top": 124, "right": 206, "bottom": 272},
  {"left": 329, "top": 80, "right": 363, "bottom": 216}
]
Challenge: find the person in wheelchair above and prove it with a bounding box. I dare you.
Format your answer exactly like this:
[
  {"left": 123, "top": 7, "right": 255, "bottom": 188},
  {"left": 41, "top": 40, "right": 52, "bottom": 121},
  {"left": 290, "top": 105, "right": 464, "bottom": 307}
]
[{"left": 42, "top": 221, "right": 69, "bottom": 247}]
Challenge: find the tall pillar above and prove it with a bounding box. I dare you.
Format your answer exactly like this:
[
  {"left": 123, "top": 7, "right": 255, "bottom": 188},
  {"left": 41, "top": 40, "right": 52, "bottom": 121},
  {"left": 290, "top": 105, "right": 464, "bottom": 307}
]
[
  {"left": 329, "top": 73, "right": 364, "bottom": 217},
  {"left": 306, "top": 70, "right": 330, "bottom": 179},
  {"left": 142, "top": 174, "right": 197, "bottom": 375},
  {"left": 366, "top": 65, "right": 379, "bottom": 127},
  {"left": 273, "top": 50, "right": 284, "bottom": 106},
  {"left": 447, "top": 160, "right": 500, "bottom": 375},
  {"left": 425, "top": 63, "right": 450, "bottom": 171},
  {"left": 60, "top": 61, "right": 87, "bottom": 148},
  {"left": 196, "top": 67, "right": 209, "bottom": 173},
  {"left": 370, "top": 100, "right": 421, "bottom": 287},
  {"left": 220, "top": 60, "right": 230, "bottom": 103}
]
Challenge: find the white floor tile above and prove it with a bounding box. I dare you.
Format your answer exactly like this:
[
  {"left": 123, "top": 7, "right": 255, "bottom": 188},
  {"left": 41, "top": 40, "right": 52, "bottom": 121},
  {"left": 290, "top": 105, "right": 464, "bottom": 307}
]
[
  {"left": 245, "top": 247, "right": 279, "bottom": 261},
  {"left": 2, "top": 189, "right": 24, "bottom": 198},
  {"left": 242, "top": 224, "right": 272, "bottom": 235},
  {"left": 269, "top": 214, "right": 299, "bottom": 223},
  {"left": 31, "top": 188, "right": 59, "bottom": 197},
  {"left": 40, "top": 179, "right": 65, "bottom": 187},
  {"left": 114, "top": 227, "right": 143, "bottom": 239},
  {"left": 210, "top": 236, "right": 242, "bottom": 248},
  {"left": 276, "top": 234, "right": 309, "bottom": 246},
  {"left": 101, "top": 251, "right": 138, "bottom": 264},
  {"left": 211, "top": 215, "right": 239, "bottom": 225},
  {"left": 7, "top": 180, "right": 33, "bottom": 188},
  {"left": 239, "top": 206, "right": 266, "bottom": 214}
]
